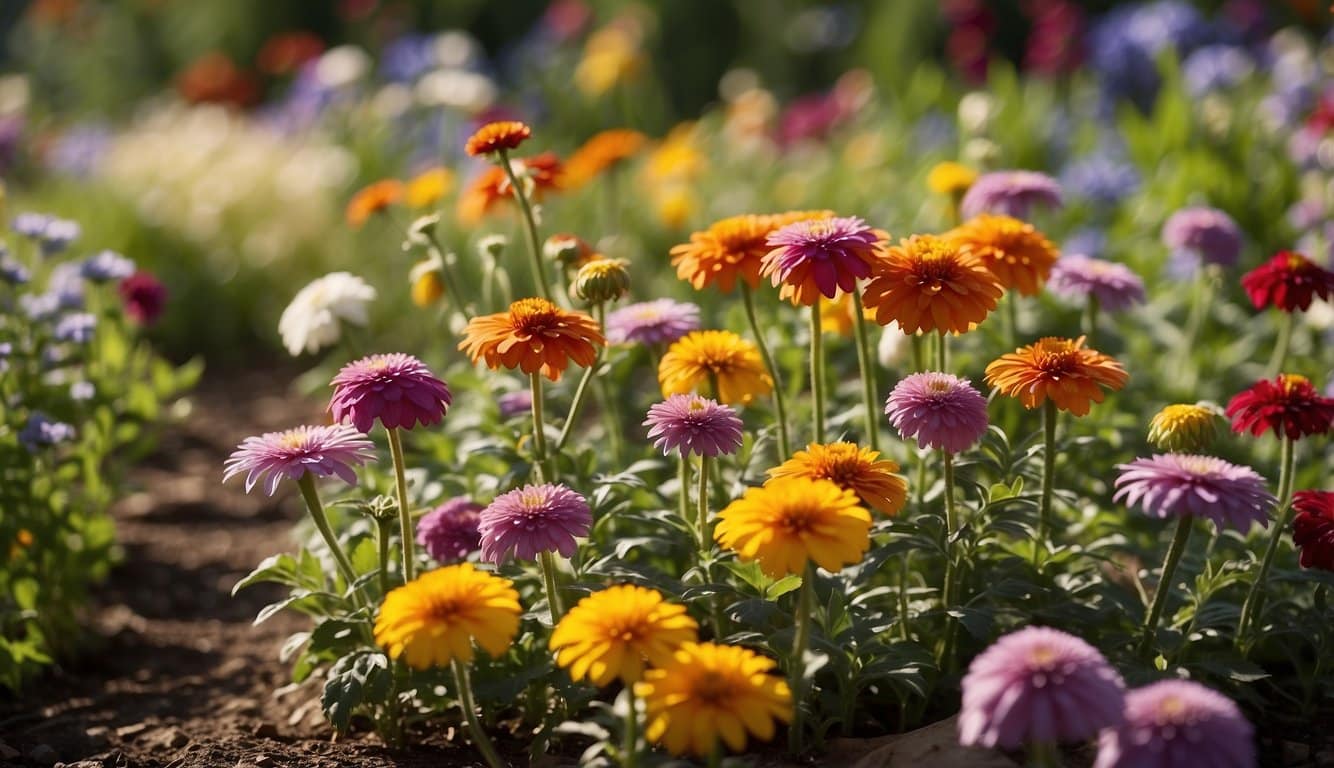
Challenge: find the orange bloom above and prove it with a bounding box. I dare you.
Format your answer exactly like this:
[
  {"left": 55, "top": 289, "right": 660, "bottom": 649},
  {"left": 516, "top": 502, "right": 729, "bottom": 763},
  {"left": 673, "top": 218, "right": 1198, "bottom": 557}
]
[
  {"left": 457, "top": 153, "right": 564, "bottom": 226},
  {"left": 563, "top": 129, "right": 648, "bottom": 189},
  {"left": 670, "top": 210, "right": 832, "bottom": 293},
  {"left": 346, "top": 180, "right": 404, "bottom": 228},
  {"left": 465, "top": 120, "right": 532, "bottom": 157},
  {"left": 659, "top": 330, "right": 772, "bottom": 406},
  {"left": 459, "top": 297, "right": 604, "bottom": 381},
  {"left": 767, "top": 442, "right": 907, "bottom": 516},
  {"left": 984, "top": 336, "right": 1129, "bottom": 416},
  {"left": 948, "top": 214, "right": 1059, "bottom": 296},
  {"left": 861, "top": 234, "right": 1003, "bottom": 335}
]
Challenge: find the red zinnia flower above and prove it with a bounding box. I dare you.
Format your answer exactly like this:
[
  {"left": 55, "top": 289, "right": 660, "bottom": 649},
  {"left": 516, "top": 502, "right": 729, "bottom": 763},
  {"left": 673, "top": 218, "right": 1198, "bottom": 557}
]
[
  {"left": 1239, "top": 251, "right": 1334, "bottom": 312},
  {"left": 1224, "top": 374, "right": 1334, "bottom": 441},
  {"left": 1292, "top": 490, "right": 1334, "bottom": 571}
]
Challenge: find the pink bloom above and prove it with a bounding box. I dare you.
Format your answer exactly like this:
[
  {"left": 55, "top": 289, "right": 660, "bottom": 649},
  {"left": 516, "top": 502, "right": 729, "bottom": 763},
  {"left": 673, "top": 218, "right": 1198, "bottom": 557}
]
[
  {"left": 1161, "top": 207, "right": 1243, "bottom": 270},
  {"left": 960, "top": 170, "right": 1063, "bottom": 220},
  {"left": 1114, "top": 454, "right": 1274, "bottom": 533},
  {"left": 762, "top": 216, "right": 887, "bottom": 306},
  {"left": 1048, "top": 256, "right": 1146, "bottom": 313},
  {"left": 884, "top": 372, "right": 989, "bottom": 453},
  {"left": 478, "top": 484, "right": 592, "bottom": 563},
  {"left": 605, "top": 299, "right": 701, "bottom": 346},
  {"left": 1094, "top": 680, "right": 1254, "bottom": 768},
  {"left": 223, "top": 424, "right": 376, "bottom": 496},
  {"left": 417, "top": 498, "right": 483, "bottom": 563},
  {"left": 644, "top": 394, "right": 744, "bottom": 457},
  {"left": 119, "top": 270, "right": 167, "bottom": 325},
  {"left": 329, "top": 353, "right": 452, "bottom": 433}
]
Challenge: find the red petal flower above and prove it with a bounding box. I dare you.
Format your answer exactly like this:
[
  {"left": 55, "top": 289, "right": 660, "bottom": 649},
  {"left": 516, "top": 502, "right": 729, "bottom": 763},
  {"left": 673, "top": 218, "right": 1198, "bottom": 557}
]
[
  {"left": 1224, "top": 374, "right": 1334, "bottom": 441},
  {"left": 1292, "top": 490, "right": 1334, "bottom": 572},
  {"left": 1239, "top": 251, "right": 1334, "bottom": 312}
]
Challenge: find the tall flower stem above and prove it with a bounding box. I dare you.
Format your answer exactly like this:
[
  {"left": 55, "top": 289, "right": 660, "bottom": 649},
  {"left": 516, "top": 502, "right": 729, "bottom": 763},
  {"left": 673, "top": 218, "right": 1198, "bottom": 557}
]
[
  {"left": 497, "top": 148, "right": 553, "bottom": 302},
  {"left": 911, "top": 334, "right": 926, "bottom": 372},
  {"left": 296, "top": 474, "right": 361, "bottom": 597},
  {"left": 1264, "top": 311, "right": 1294, "bottom": 379},
  {"left": 555, "top": 303, "right": 607, "bottom": 453},
  {"left": 935, "top": 331, "right": 947, "bottom": 371},
  {"left": 851, "top": 286, "right": 881, "bottom": 450},
  {"left": 677, "top": 455, "right": 691, "bottom": 528},
  {"left": 589, "top": 304, "right": 624, "bottom": 462},
  {"left": 530, "top": 372, "right": 555, "bottom": 482},
  {"left": 1003, "top": 294, "right": 1018, "bottom": 352},
  {"left": 424, "top": 232, "right": 473, "bottom": 320},
  {"left": 1026, "top": 741, "right": 1060, "bottom": 768},
  {"left": 621, "top": 688, "right": 639, "bottom": 768},
  {"left": 696, "top": 455, "right": 712, "bottom": 554},
  {"left": 1236, "top": 436, "right": 1296, "bottom": 652},
  {"left": 789, "top": 563, "right": 816, "bottom": 753},
  {"left": 1034, "top": 400, "right": 1058, "bottom": 569},
  {"left": 540, "top": 549, "right": 565, "bottom": 624},
  {"left": 741, "top": 284, "right": 790, "bottom": 459},
  {"left": 1138, "top": 515, "right": 1193, "bottom": 660},
  {"left": 374, "top": 516, "right": 393, "bottom": 596},
  {"left": 937, "top": 450, "right": 961, "bottom": 672},
  {"left": 385, "top": 427, "right": 416, "bottom": 582},
  {"left": 451, "top": 659, "right": 506, "bottom": 768},
  {"left": 810, "top": 304, "right": 826, "bottom": 443},
  {"left": 1083, "top": 295, "right": 1100, "bottom": 346}
]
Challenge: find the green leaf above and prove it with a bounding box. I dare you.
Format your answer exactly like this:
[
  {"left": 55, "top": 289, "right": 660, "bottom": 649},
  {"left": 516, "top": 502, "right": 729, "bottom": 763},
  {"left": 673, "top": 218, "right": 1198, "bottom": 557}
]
[
  {"left": 322, "top": 651, "right": 392, "bottom": 734},
  {"left": 232, "top": 553, "right": 300, "bottom": 595},
  {"left": 766, "top": 575, "right": 803, "bottom": 601}
]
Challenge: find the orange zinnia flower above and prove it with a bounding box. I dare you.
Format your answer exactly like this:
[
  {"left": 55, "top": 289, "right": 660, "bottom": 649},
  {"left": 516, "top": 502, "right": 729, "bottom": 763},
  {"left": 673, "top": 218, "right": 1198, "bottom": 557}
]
[
  {"left": 563, "top": 129, "right": 648, "bottom": 189},
  {"left": 457, "top": 153, "right": 563, "bottom": 226},
  {"left": 861, "top": 234, "right": 1003, "bottom": 335},
  {"left": 659, "top": 330, "right": 773, "bottom": 406},
  {"left": 670, "top": 211, "right": 832, "bottom": 293},
  {"left": 346, "top": 179, "right": 404, "bottom": 228},
  {"left": 465, "top": 120, "right": 532, "bottom": 157},
  {"left": 984, "top": 336, "right": 1128, "bottom": 416},
  {"left": 459, "top": 297, "right": 604, "bottom": 381},
  {"left": 948, "top": 214, "right": 1059, "bottom": 296},
  {"left": 767, "top": 442, "right": 907, "bottom": 516}
]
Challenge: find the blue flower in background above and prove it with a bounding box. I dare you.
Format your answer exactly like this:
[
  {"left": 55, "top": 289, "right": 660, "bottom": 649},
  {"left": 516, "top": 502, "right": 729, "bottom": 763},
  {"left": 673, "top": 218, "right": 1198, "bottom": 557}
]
[
  {"left": 1087, "top": 1, "right": 1220, "bottom": 112},
  {"left": 54, "top": 313, "right": 97, "bottom": 344},
  {"left": 47, "top": 123, "right": 112, "bottom": 178},
  {"left": 81, "top": 250, "right": 135, "bottom": 283},
  {"left": 0, "top": 252, "right": 29, "bottom": 285},
  {"left": 0, "top": 341, "right": 11, "bottom": 373},
  {"left": 914, "top": 110, "right": 956, "bottom": 154},
  {"left": 12, "top": 213, "right": 82, "bottom": 256},
  {"left": 48, "top": 263, "right": 85, "bottom": 309},
  {"left": 1064, "top": 228, "right": 1108, "bottom": 258},
  {"left": 19, "top": 411, "right": 77, "bottom": 452},
  {"left": 1183, "top": 45, "right": 1253, "bottom": 96},
  {"left": 20, "top": 292, "right": 61, "bottom": 321},
  {"left": 380, "top": 34, "right": 437, "bottom": 83},
  {"left": 1060, "top": 153, "right": 1140, "bottom": 207}
]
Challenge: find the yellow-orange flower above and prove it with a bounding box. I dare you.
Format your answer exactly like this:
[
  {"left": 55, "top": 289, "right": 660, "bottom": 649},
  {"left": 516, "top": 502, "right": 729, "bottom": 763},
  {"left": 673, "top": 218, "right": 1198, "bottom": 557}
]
[
  {"left": 635, "top": 642, "right": 792, "bottom": 757},
  {"left": 549, "top": 585, "right": 698, "bottom": 687},
  {"left": 409, "top": 255, "right": 445, "bottom": 307},
  {"left": 819, "top": 294, "right": 857, "bottom": 336},
  {"left": 948, "top": 214, "right": 1060, "bottom": 296},
  {"left": 562, "top": 129, "right": 648, "bottom": 189},
  {"left": 464, "top": 120, "right": 531, "bottom": 157},
  {"left": 345, "top": 179, "right": 403, "bottom": 228},
  {"left": 459, "top": 297, "right": 604, "bottom": 381},
  {"left": 404, "top": 167, "right": 454, "bottom": 209},
  {"left": 926, "top": 161, "right": 978, "bottom": 196},
  {"left": 984, "top": 336, "right": 1129, "bottom": 416},
  {"left": 659, "top": 330, "right": 772, "bottom": 406},
  {"left": 1147, "top": 403, "right": 1220, "bottom": 452},
  {"left": 670, "top": 211, "right": 832, "bottom": 293},
  {"left": 715, "top": 477, "right": 872, "bottom": 577},
  {"left": 575, "top": 21, "right": 644, "bottom": 97},
  {"left": 767, "top": 442, "right": 907, "bottom": 516},
  {"left": 373, "top": 564, "right": 521, "bottom": 670},
  {"left": 861, "top": 234, "right": 1003, "bottom": 335},
  {"left": 457, "top": 153, "right": 563, "bottom": 226}
]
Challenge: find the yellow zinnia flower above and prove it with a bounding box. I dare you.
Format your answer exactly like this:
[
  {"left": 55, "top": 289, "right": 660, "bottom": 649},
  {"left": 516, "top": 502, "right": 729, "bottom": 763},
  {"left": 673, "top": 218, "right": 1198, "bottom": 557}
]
[
  {"left": 767, "top": 442, "right": 908, "bottom": 516},
  {"left": 373, "top": 564, "right": 521, "bottom": 670},
  {"left": 715, "top": 477, "right": 872, "bottom": 578},
  {"left": 405, "top": 167, "right": 454, "bottom": 209},
  {"left": 549, "top": 585, "right": 698, "bottom": 687},
  {"left": 1148, "top": 403, "right": 1221, "bottom": 452},
  {"left": 659, "top": 330, "right": 773, "bottom": 406},
  {"left": 634, "top": 642, "right": 793, "bottom": 757},
  {"left": 926, "top": 161, "right": 978, "bottom": 196}
]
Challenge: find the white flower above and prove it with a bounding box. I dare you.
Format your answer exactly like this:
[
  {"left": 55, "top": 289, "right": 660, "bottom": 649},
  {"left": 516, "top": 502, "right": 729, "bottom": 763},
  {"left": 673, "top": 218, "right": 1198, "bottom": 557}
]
[
  {"left": 278, "top": 272, "right": 377, "bottom": 356},
  {"left": 415, "top": 68, "right": 496, "bottom": 113},
  {"left": 316, "top": 46, "right": 371, "bottom": 90},
  {"left": 957, "top": 91, "right": 995, "bottom": 135},
  {"left": 878, "top": 321, "right": 911, "bottom": 368}
]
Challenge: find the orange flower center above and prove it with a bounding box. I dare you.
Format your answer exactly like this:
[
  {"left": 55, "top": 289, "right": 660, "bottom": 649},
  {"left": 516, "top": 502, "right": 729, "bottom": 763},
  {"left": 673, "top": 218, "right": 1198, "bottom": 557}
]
[
  {"left": 509, "top": 298, "right": 564, "bottom": 343},
  {"left": 909, "top": 240, "right": 964, "bottom": 293},
  {"left": 1157, "top": 695, "right": 1186, "bottom": 719},
  {"left": 778, "top": 504, "right": 819, "bottom": 535},
  {"left": 1028, "top": 644, "right": 1057, "bottom": 668},
  {"left": 693, "top": 671, "right": 736, "bottom": 705},
  {"left": 1031, "top": 338, "right": 1080, "bottom": 376},
  {"left": 1286, "top": 253, "right": 1307, "bottom": 270}
]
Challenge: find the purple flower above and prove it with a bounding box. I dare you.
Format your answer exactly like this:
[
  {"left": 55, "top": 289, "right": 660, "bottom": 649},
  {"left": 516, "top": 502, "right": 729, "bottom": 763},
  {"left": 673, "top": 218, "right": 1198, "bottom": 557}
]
[
  {"left": 329, "top": 353, "right": 452, "bottom": 433},
  {"left": 1161, "top": 207, "right": 1243, "bottom": 271},
  {"left": 885, "top": 372, "right": 990, "bottom": 454},
  {"left": 12, "top": 213, "right": 81, "bottom": 256},
  {"left": 1114, "top": 454, "right": 1275, "bottom": 532},
  {"left": 417, "top": 498, "right": 483, "bottom": 563},
  {"left": 644, "top": 394, "right": 745, "bottom": 457},
  {"left": 762, "top": 216, "right": 886, "bottom": 304},
  {"left": 70, "top": 381, "right": 95, "bottom": 401},
  {"left": 223, "top": 424, "right": 377, "bottom": 496},
  {"left": 1183, "top": 44, "right": 1253, "bottom": 96},
  {"left": 19, "top": 411, "right": 77, "bottom": 452},
  {"left": 1048, "top": 256, "right": 1146, "bottom": 313},
  {"left": 48, "top": 263, "right": 85, "bottom": 309},
  {"left": 1064, "top": 228, "right": 1107, "bottom": 259},
  {"left": 478, "top": 483, "right": 592, "bottom": 563},
  {"left": 0, "top": 252, "right": 29, "bottom": 285},
  {"left": 81, "top": 250, "right": 135, "bottom": 283},
  {"left": 54, "top": 313, "right": 96, "bottom": 344},
  {"left": 1094, "top": 680, "right": 1254, "bottom": 768},
  {"left": 960, "top": 171, "right": 1063, "bottom": 220},
  {"left": 46, "top": 123, "right": 111, "bottom": 178},
  {"left": 19, "top": 293, "right": 61, "bottom": 321},
  {"left": 1060, "top": 154, "right": 1140, "bottom": 207},
  {"left": 605, "top": 299, "right": 701, "bottom": 346},
  {"left": 959, "top": 626, "right": 1125, "bottom": 749},
  {"left": 497, "top": 389, "right": 533, "bottom": 419}
]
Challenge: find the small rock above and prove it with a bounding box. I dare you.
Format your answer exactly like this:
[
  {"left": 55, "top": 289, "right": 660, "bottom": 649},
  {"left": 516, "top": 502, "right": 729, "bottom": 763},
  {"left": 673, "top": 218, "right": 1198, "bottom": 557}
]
[
  {"left": 250, "top": 723, "right": 279, "bottom": 739},
  {"left": 115, "top": 722, "right": 149, "bottom": 740},
  {"left": 28, "top": 743, "right": 59, "bottom": 766},
  {"left": 254, "top": 756, "right": 275, "bottom": 767},
  {"left": 0, "top": 740, "right": 20, "bottom": 759}
]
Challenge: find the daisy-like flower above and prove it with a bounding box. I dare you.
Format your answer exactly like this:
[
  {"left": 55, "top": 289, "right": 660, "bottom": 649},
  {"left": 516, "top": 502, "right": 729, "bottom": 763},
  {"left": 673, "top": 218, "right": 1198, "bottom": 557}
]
[
  {"left": 1147, "top": 403, "right": 1220, "bottom": 452},
  {"left": 958, "top": 626, "right": 1125, "bottom": 749},
  {"left": 561, "top": 128, "right": 648, "bottom": 189},
  {"left": 223, "top": 424, "right": 377, "bottom": 496},
  {"left": 948, "top": 214, "right": 1060, "bottom": 296},
  {"left": 278, "top": 272, "right": 377, "bottom": 356},
  {"left": 477, "top": 483, "right": 592, "bottom": 563},
  {"left": 985, "top": 336, "right": 1128, "bottom": 416},
  {"left": 1093, "top": 680, "right": 1254, "bottom": 768},
  {"left": 1292, "top": 490, "right": 1334, "bottom": 571},
  {"left": 1047, "top": 255, "right": 1146, "bottom": 313},
  {"left": 404, "top": 167, "right": 454, "bottom": 209},
  {"left": 669, "top": 211, "right": 832, "bottom": 293},
  {"left": 459, "top": 297, "right": 604, "bottom": 382},
  {"left": 658, "top": 330, "right": 773, "bottom": 406},
  {"left": 635, "top": 642, "right": 792, "bottom": 757},
  {"left": 345, "top": 179, "right": 404, "bottom": 228},
  {"left": 80, "top": 250, "right": 135, "bottom": 283},
  {"left": 465, "top": 120, "right": 532, "bottom": 157},
  {"left": 1114, "top": 454, "right": 1275, "bottom": 532},
  {"left": 373, "top": 564, "right": 521, "bottom": 670},
  {"left": 861, "top": 234, "right": 1003, "bottom": 335},
  {"left": 1225, "top": 374, "right": 1334, "bottom": 441},
  {"left": 644, "top": 394, "right": 745, "bottom": 457},
  {"left": 885, "top": 372, "right": 990, "bottom": 454},
  {"left": 1240, "top": 250, "right": 1334, "bottom": 312},
  {"left": 605, "top": 298, "right": 701, "bottom": 346},
  {"left": 767, "top": 442, "right": 908, "bottom": 516},
  {"left": 959, "top": 170, "right": 1063, "bottom": 220},
  {"left": 760, "top": 216, "right": 889, "bottom": 306},
  {"left": 416, "top": 498, "right": 483, "bottom": 563},
  {"left": 715, "top": 477, "right": 871, "bottom": 577},
  {"left": 550, "top": 585, "right": 699, "bottom": 686},
  {"left": 329, "top": 353, "right": 452, "bottom": 433},
  {"left": 926, "top": 161, "right": 978, "bottom": 196},
  {"left": 1161, "top": 206, "right": 1243, "bottom": 270},
  {"left": 457, "top": 153, "right": 563, "bottom": 225},
  {"left": 119, "top": 270, "right": 167, "bottom": 325}
]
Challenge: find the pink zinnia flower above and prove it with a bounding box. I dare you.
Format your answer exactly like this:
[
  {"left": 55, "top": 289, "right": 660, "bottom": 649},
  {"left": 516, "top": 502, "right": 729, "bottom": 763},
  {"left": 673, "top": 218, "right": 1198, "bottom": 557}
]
[
  {"left": 223, "top": 424, "right": 376, "bottom": 496},
  {"left": 761, "top": 216, "right": 888, "bottom": 306},
  {"left": 416, "top": 498, "right": 483, "bottom": 563},
  {"left": 960, "top": 170, "right": 1063, "bottom": 220},
  {"left": 329, "top": 352, "right": 452, "bottom": 433},
  {"left": 643, "top": 394, "right": 745, "bottom": 457},
  {"left": 119, "top": 270, "right": 167, "bottom": 325},
  {"left": 1048, "top": 256, "right": 1146, "bottom": 313},
  {"left": 605, "top": 299, "right": 701, "bottom": 346},
  {"left": 1161, "top": 206, "right": 1243, "bottom": 270},
  {"left": 1093, "top": 680, "right": 1254, "bottom": 768},
  {"left": 1114, "top": 454, "right": 1275, "bottom": 533},
  {"left": 959, "top": 626, "right": 1125, "bottom": 750},
  {"left": 478, "top": 483, "right": 592, "bottom": 563},
  {"left": 884, "top": 372, "right": 990, "bottom": 453}
]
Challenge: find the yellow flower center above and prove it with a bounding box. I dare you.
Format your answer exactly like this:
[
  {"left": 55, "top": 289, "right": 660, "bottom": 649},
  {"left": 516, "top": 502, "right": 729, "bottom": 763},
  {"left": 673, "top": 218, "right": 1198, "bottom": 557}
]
[
  {"left": 1176, "top": 456, "right": 1216, "bottom": 475},
  {"left": 1032, "top": 338, "right": 1080, "bottom": 375},
  {"left": 1029, "top": 644, "right": 1057, "bottom": 668},
  {"left": 1280, "top": 373, "right": 1310, "bottom": 393},
  {"left": 693, "top": 670, "right": 736, "bottom": 705},
  {"left": 1158, "top": 695, "right": 1186, "bottom": 719},
  {"left": 687, "top": 397, "right": 709, "bottom": 413},
  {"left": 778, "top": 504, "right": 819, "bottom": 535},
  {"left": 279, "top": 430, "right": 309, "bottom": 449}
]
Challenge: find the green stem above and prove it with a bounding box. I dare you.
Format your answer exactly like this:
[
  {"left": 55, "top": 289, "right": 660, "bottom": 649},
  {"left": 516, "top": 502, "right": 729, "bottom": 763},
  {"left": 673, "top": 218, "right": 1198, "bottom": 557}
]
[
  {"left": 386, "top": 427, "right": 416, "bottom": 582},
  {"left": 1265, "top": 311, "right": 1294, "bottom": 380},
  {"left": 707, "top": 744, "right": 722, "bottom": 768},
  {"left": 375, "top": 516, "right": 393, "bottom": 596},
  {"left": 1026, "top": 741, "right": 1061, "bottom": 768},
  {"left": 555, "top": 303, "right": 605, "bottom": 453},
  {"left": 678, "top": 454, "right": 691, "bottom": 529},
  {"left": 1004, "top": 294, "right": 1018, "bottom": 352},
  {"left": 540, "top": 550, "right": 565, "bottom": 624},
  {"left": 1083, "top": 295, "right": 1099, "bottom": 345},
  {"left": 1236, "top": 436, "right": 1296, "bottom": 652},
  {"left": 451, "top": 659, "right": 506, "bottom": 768},
  {"left": 497, "top": 148, "right": 553, "bottom": 302},
  {"left": 1139, "top": 515, "right": 1193, "bottom": 660},
  {"left": 424, "top": 232, "right": 472, "bottom": 320},
  {"left": 937, "top": 451, "right": 960, "bottom": 673},
  {"left": 295, "top": 474, "right": 361, "bottom": 596},
  {"left": 622, "top": 687, "right": 638, "bottom": 768},
  {"left": 898, "top": 553, "right": 912, "bottom": 641},
  {"left": 911, "top": 333, "right": 925, "bottom": 373},
  {"left": 1034, "top": 399, "right": 1058, "bottom": 569},
  {"left": 809, "top": 304, "right": 825, "bottom": 443},
  {"left": 529, "top": 373, "right": 554, "bottom": 482},
  {"left": 789, "top": 564, "right": 815, "bottom": 754},
  {"left": 851, "top": 286, "right": 880, "bottom": 451},
  {"left": 741, "top": 283, "right": 790, "bottom": 459},
  {"left": 697, "top": 455, "right": 712, "bottom": 554},
  {"left": 935, "top": 331, "right": 947, "bottom": 372}
]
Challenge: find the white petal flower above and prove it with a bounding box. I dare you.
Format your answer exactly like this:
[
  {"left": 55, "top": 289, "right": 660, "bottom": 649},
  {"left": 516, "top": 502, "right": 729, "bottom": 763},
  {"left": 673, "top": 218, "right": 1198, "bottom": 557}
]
[{"left": 278, "top": 272, "right": 377, "bottom": 356}]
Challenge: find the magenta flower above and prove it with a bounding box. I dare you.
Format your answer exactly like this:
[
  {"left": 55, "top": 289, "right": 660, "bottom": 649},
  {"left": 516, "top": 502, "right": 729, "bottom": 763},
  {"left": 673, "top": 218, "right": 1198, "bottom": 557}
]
[
  {"left": 884, "top": 372, "right": 990, "bottom": 453},
  {"left": 959, "top": 626, "right": 1125, "bottom": 750},
  {"left": 223, "top": 424, "right": 377, "bottom": 496},
  {"left": 1114, "top": 454, "right": 1275, "bottom": 532},
  {"left": 1161, "top": 206, "right": 1243, "bottom": 270},
  {"left": 644, "top": 394, "right": 745, "bottom": 457},
  {"left": 1094, "top": 680, "right": 1254, "bottom": 768},
  {"left": 416, "top": 498, "right": 483, "bottom": 563},
  {"left": 1048, "top": 256, "right": 1146, "bottom": 313},
  {"left": 960, "top": 170, "right": 1063, "bottom": 220},
  {"left": 605, "top": 298, "right": 701, "bottom": 346},
  {"left": 119, "top": 270, "right": 167, "bottom": 325},
  {"left": 497, "top": 389, "right": 533, "bottom": 419},
  {"left": 478, "top": 483, "right": 592, "bottom": 563},
  {"left": 761, "top": 216, "right": 887, "bottom": 306},
  {"left": 329, "top": 352, "right": 452, "bottom": 433}
]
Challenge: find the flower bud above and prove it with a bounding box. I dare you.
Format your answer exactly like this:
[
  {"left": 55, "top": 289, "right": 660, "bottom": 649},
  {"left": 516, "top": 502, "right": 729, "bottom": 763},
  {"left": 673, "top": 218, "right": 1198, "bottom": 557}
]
[
  {"left": 477, "top": 234, "right": 508, "bottom": 259},
  {"left": 572, "top": 257, "right": 630, "bottom": 304},
  {"left": 1147, "top": 403, "right": 1221, "bottom": 452},
  {"left": 544, "top": 233, "right": 593, "bottom": 268}
]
